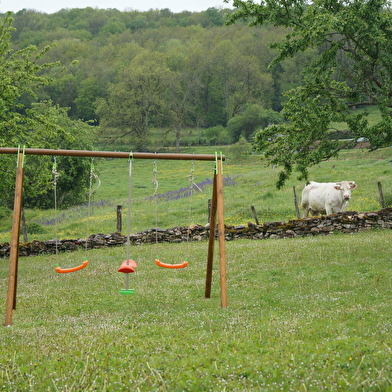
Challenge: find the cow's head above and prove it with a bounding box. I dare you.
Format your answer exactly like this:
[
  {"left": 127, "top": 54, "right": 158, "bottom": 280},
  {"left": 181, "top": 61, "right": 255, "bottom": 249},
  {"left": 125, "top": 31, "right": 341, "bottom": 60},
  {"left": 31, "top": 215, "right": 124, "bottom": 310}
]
[{"left": 335, "top": 181, "right": 357, "bottom": 200}]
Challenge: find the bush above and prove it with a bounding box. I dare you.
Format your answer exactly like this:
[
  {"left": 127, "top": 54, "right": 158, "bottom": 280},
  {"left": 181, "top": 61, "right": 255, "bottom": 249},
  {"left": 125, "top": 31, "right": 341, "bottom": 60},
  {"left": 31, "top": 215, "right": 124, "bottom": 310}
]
[
  {"left": 258, "top": 108, "right": 285, "bottom": 129},
  {"left": 26, "top": 222, "right": 47, "bottom": 235},
  {"left": 0, "top": 206, "right": 11, "bottom": 219},
  {"left": 227, "top": 105, "right": 285, "bottom": 143},
  {"left": 226, "top": 137, "right": 253, "bottom": 160},
  {"left": 204, "top": 125, "right": 230, "bottom": 145}
]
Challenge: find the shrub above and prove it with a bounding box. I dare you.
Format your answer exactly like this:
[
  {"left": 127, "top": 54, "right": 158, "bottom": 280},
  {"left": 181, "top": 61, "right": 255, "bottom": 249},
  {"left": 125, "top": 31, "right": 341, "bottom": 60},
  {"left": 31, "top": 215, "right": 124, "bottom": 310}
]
[
  {"left": 0, "top": 206, "right": 11, "bottom": 219},
  {"left": 26, "top": 222, "right": 47, "bottom": 235},
  {"left": 227, "top": 105, "right": 285, "bottom": 143},
  {"left": 204, "top": 125, "right": 230, "bottom": 145},
  {"left": 226, "top": 137, "right": 253, "bottom": 160}
]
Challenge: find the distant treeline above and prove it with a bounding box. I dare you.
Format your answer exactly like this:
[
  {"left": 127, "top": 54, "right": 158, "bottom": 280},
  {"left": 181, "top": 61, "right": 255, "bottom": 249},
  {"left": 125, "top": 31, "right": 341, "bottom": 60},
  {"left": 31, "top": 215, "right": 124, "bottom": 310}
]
[{"left": 2, "top": 7, "right": 316, "bottom": 147}]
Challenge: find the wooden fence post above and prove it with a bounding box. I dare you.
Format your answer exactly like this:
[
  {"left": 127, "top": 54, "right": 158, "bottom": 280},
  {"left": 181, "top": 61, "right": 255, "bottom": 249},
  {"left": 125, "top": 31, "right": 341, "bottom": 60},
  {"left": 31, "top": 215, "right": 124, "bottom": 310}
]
[
  {"left": 293, "top": 186, "right": 301, "bottom": 219},
  {"left": 378, "top": 182, "right": 385, "bottom": 208},
  {"left": 251, "top": 205, "right": 259, "bottom": 225},
  {"left": 116, "top": 205, "right": 122, "bottom": 233},
  {"left": 21, "top": 208, "right": 28, "bottom": 243}
]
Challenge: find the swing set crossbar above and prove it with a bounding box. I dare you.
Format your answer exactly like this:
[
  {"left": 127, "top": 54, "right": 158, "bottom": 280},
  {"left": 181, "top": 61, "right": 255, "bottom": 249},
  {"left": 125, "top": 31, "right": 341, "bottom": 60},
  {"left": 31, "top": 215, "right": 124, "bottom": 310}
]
[{"left": 0, "top": 148, "right": 225, "bottom": 161}]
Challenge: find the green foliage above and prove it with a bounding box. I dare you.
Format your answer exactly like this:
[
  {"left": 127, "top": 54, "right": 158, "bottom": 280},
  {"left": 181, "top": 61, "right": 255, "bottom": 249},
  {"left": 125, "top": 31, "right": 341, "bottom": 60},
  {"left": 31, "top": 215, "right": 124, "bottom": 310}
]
[
  {"left": 258, "top": 107, "right": 285, "bottom": 129},
  {"left": 226, "top": 137, "right": 253, "bottom": 160},
  {"left": 0, "top": 206, "right": 11, "bottom": 220},
  {"left": 74, "top": 76, "right": 103, "bottom": 122},
  {"left": 0, "top": 231, "right": 391, "bottom": 390},
  {"left": 15, "top": 102, "right": 94, "bottom": 209},
  {"left": 227, "top": 104, "right": 284, "bottom": 143},
  {"left": 0, "top": 14, "right": 85, "bottom": 208},
  {"left": 95, "top": 51, "right": 173, "bottom": 150},
  {"left": 7, "top": 8, "right": 298, "bottom": 146},
  {"left": 0, "top": 13, "right": 57, "bottom": 141},
  {"left": 228, "top": 0, "right": 392, "bottom": 187},
  {"left": 26, "top": 222, "right": 47, "bottom": 234},
  {"left": 204, "top": 7, "right": 225, "bottom": 26},
  {"left": 204, "top": 125, "right": 230, "bottom": 145}
]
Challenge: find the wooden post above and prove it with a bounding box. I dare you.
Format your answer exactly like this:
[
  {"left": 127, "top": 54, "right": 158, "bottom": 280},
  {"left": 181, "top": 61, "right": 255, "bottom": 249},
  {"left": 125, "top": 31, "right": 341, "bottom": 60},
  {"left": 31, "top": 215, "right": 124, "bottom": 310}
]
[
  {"left": 205, "top": 177, "right": 217, "bottom": 299},
  {"left": 378, "top": 182, "right": 385, "bottom": 208},
  {"left": 293, "top": 186, "right": 301, "bottom": 219},
  {"left": 251, "top": 205, "right": 259, "bottom": 225},
  {"left": 5, "top": 152, "right": 24, "bottom": 326},
  {"left": 116, "top": 205, "right": 122, "bottom": 233},
  {"left": 216, "top": 159, "right": 227, "bottom": 308}
]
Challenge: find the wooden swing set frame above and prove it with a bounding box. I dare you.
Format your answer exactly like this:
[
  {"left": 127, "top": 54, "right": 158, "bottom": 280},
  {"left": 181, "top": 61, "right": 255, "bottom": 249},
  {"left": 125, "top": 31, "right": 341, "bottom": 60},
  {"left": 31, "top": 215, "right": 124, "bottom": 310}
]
[{"left": 0, "top": 147, "right": 227, "bottom": 326}]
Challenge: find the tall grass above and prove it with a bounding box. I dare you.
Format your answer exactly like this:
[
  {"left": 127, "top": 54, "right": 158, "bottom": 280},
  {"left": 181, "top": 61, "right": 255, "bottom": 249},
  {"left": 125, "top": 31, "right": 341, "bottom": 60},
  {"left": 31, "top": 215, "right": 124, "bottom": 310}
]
[{"left": 0, "top": 230, "right": 391, "bottom": 390}]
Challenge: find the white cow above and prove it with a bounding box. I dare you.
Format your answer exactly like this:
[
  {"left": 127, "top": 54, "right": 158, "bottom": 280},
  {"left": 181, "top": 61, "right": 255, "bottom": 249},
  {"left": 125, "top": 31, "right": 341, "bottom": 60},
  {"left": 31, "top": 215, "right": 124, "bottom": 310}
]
[{"left": 301, "top": 181, "right": 357, "bottom": 217}]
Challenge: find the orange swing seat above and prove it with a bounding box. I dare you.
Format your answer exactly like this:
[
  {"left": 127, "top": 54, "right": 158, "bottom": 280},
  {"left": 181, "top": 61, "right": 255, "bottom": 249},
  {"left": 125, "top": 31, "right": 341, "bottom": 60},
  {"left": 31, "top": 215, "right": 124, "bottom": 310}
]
[
  {"left": 55, "top": 259, "right": 88, "bottom": 273},
  {"left": 155, "top": 258, "right": 188, "bottom": 269}
]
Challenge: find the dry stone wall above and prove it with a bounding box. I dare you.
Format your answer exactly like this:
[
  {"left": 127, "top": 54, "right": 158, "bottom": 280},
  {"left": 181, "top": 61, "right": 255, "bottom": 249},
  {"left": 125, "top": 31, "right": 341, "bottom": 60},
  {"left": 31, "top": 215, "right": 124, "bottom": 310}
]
[{"left": 1, "top": 208, "right": 391, "bottom": 258}]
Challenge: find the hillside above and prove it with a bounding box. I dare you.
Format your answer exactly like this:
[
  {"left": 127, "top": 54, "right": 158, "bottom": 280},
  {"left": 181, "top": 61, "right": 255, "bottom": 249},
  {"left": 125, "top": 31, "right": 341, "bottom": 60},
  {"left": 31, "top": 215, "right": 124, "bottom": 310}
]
[
  {"left": 1, "top": 146, "right": 391, "bottom": 243},
  {"left": 3, "top": 7, "right": 305, "bottom": 133}
]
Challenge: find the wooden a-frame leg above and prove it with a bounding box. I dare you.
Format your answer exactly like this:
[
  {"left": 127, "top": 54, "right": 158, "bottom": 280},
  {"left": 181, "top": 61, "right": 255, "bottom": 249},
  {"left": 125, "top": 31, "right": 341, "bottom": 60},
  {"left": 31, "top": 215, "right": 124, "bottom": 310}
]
[
  {"left": 5, "top": 152, "right": 24, "bottom": 326},
  {"left": 205, "top": 171, "right": 218, "bottom": 298},
  {"left": 205, "top": 160, "right": 227, "bottom": 308},
  {"left": 216, "top": 159, "right": 227, "bottom": 308}
]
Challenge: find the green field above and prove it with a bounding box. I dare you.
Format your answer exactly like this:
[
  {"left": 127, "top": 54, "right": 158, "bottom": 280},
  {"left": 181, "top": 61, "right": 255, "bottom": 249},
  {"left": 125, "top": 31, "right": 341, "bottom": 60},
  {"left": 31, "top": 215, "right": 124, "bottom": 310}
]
[
  {"left": 1, "top": 146, "right": 392, "bottom": 391},
  {"left": 1, "top": 146, "right": 391, "bottom": 243},
  {"left": 0, "top": 230, "right": 391, "bottom": 390}
]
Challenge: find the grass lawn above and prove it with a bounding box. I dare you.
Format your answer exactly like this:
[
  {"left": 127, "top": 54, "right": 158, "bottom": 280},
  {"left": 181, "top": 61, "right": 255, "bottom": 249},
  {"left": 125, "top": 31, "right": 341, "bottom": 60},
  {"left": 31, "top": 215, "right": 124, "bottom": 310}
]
[
  {"left": 1, "top": 230, "right": 391, "bottom": 390},
  {"left": 1, "top": 144, "right": 392, "bottom": 390}
]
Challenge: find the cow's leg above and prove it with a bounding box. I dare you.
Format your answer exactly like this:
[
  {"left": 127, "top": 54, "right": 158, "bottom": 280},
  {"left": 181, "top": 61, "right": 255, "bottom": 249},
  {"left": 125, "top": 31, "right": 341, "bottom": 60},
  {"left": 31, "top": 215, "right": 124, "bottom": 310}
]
[
  {"left": 310, "top": 208, "right": 319, "bottom": 216},
  {"left": 302, "top": 203, "right": 309, "bottom": 218},
  {"left": 325, "top": 206, "right": 333, "bottom": 215}
]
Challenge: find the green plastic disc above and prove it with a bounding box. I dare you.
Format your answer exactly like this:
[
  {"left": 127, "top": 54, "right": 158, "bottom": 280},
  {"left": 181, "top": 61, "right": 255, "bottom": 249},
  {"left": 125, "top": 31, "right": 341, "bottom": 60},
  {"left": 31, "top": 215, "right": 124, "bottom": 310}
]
[{"left": 119, "top": 289, "right": 135, "bottom": 295}]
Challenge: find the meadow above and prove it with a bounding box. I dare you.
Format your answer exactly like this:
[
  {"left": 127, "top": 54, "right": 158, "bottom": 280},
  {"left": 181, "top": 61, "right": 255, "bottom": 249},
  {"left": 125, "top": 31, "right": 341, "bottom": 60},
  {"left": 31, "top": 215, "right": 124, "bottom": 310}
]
[
  {"left": 0, "top": 146, "right": 392, "bottom": 391},
  {"left": 1, "top": 145, "right": 391, "bottom": 243},
  {"left": 0, "top": 231, "right": 391, "bottom": 390}
]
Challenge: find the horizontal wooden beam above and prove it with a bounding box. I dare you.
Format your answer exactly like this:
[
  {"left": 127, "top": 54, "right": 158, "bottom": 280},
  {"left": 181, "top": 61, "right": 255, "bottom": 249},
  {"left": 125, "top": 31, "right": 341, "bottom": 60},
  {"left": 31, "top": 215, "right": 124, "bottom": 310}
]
[{"left": 0, "top": 148, "right": 225, "bottom": 161}]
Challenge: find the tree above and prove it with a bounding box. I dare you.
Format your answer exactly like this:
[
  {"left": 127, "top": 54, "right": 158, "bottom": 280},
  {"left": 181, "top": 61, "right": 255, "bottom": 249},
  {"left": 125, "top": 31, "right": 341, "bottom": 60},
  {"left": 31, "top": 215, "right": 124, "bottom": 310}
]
[
  {"left": 0, "top": 12, "right": 56, "bottom": 206},
  {"left": 1, "top": 101, "right": 94, "bottom": 209},
  {"left": 204, "top": 8, "right": 225, "bottom": 26},
  {"left": 164, "top": 71, "right": 201, "bottom": 152},
  {"left": 21, "top": 102, "right": 94, "bottom": 209},
  {"left": 213, "top": 40, "right": 273, "bottom": 120},
  {"left": 75, "top": 76, "right": 104, "bottom": 122},
  {"left": 0, "top": 13, "right": 93, "bottom": 208},
  {"left": 0, "top": 13, "right": 55, "bottom": 140},
  {"left": 227, "top": 0, "right": 392, "bottom": 187},
  {"left": 162, "top": 40, "right": 203, "bottom": 151},
  {"left": 95, "top": 51, "right": 173, "bottom": 150}
]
